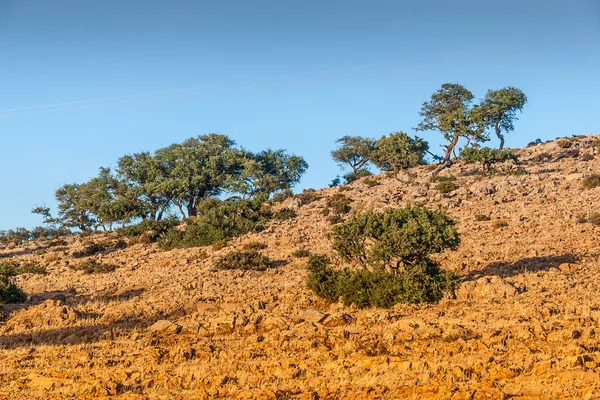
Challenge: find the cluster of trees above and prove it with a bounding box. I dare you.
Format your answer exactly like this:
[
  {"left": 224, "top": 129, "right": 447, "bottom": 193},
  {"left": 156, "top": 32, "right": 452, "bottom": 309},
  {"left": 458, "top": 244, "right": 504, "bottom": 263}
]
[
  {"left": 34, "top": 134, "right": 308, "bottom": 232},
  {"left": 332, "top": 84, "right": 526, "bottom": 179}
]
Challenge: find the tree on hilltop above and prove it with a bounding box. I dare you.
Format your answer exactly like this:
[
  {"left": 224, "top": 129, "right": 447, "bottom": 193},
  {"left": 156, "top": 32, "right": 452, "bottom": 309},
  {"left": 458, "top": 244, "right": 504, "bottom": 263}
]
[{"left": 480, "top": 86, "right": 527, "bottom": 149}]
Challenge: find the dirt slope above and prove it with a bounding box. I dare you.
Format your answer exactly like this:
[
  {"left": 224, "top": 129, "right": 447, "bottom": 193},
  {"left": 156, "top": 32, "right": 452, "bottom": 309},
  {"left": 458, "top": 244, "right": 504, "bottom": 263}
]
[{"left": 1, "top": 135, "right": 600, "bottom": 399}]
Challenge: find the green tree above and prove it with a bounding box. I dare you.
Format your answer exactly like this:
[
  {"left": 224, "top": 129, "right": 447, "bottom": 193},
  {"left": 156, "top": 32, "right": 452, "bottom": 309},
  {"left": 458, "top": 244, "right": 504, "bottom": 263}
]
[
  {"left": 55, "top": 183, "right": 96, "bottom": 231},
  {"left": 155, "top": 134, "right": 241, "bottom": 218},
  {"left": 480, "top": 86, "right": 527, "bottom": 149},
  {"left": 415, "top": 83, "right": 487, "bottom": 172},
  {"left": 371, "top": 132, "right": 429, "bottom": 174},
  {"left": 331, "top": 136, "right": 375, "bottom": 176},
  {"left": 116, "top": 151, "right": 172, "bottom": 221},
  {"left": 233, "top": 149, "right": 308, "bottom": 198}
]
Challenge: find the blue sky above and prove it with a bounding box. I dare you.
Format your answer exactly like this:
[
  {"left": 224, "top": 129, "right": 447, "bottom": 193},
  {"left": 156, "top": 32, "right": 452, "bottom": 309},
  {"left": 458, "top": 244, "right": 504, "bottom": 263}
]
[{"left": 0, "top": 0, "right": 599, "bottom": 230}]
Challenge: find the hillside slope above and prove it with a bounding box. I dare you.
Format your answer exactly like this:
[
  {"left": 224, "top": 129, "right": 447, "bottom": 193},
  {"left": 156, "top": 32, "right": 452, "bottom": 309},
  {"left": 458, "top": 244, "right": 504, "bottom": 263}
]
[{"left": 1, "top": 135, "right": 600, "bottom": 399}]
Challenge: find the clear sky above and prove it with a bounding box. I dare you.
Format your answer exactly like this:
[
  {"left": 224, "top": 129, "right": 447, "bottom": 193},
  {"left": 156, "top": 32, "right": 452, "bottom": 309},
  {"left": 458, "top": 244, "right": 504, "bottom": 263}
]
[{"left": 1, "top": 0, "right": 599, "bottom": 230}]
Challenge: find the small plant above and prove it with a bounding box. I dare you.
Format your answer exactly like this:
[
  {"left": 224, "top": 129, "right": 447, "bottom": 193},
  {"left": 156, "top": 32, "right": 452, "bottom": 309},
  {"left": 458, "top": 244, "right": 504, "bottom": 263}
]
[
  {"left": 556, "top": 139, "right": 573, "bottom": 149},
  {"left": 492, "top": 220, "right": 509, "bottom": 229},
  {"left": 460, "top": 147, "right": 518, "bottom": 173},
  {"left": 117, "top": 218, "right": 180, "bottom": 242},
  {"left": 327, "top": 214, "right": 343, "bottom": 225},
  {"left": 580, "top": 153, "right": 595, "bottom": 161},
  {"left": 325, "top": 194, "right": 352, "bottom": 215},
  {"left": 0, "top": 270, "right": 26, "bottom": 304},
  {"left": 271, "top": 189, "right": 293, "bottom": 203},
  {"left": 429, "top": 175, "right": 456, "bottom": 183},
  {"left": 48, "top": 239, "right": 68, "bottom": 247},
  {"left": 587, "top": 213, "right": 600, "bottom": 226},
  {"left": 436, "top": 181, "right": 458, "bottom": 194},
  {"left": 526, "top": 138, "right": 542, "bottom": 147},
  {"left": 582, "top": 174, "right": 600, "bottom": 189},
  {"left": 72, "top": 243, "right": 106, "bottom": 258},
  {"left": 275, "top": 208, "right": 297, "bottom": 220},
  {"left": 242, "top": 241, "right": 267, "bottom": 250},
  {"left": 212, "top": 239, "right": 228, "bottom": 251},
  {"left": 474, "top": 214, "right": 491, "bottom": 221},
  {"left": 291, "top": 249, "right": 311, "bottom": 258},
  {"left": 69, "top": 260, "right": 117, "bottom": 274},
  {"left": 214, "top": 249, "right": 272, "bottom": 271},
  {"left": 362, "top": 177, "right": 379, "bottom": 188},
  {"left": 296, "top": 189, "right": 321, "bottom": 205},
  {"left": 0, "top": 261, "right": 45, "bottom": 276},
  {"left": 500, "top": 168, "right": 528, "bottom": 176}
]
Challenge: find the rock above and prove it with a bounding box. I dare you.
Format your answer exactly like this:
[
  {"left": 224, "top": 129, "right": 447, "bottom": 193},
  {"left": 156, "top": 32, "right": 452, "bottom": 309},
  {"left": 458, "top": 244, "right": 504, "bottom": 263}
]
[
  {"left": 455, "top": 276, "right": 518, "bottom": 302},
  {"left": 297, "top": 309, "right": 328, "bottom": 324},
  {"left": 559, "top": 263, "right": 581, "bottom": 272},
  {"left": 148, "top": 320, "right": 182, "bottom": 335}
]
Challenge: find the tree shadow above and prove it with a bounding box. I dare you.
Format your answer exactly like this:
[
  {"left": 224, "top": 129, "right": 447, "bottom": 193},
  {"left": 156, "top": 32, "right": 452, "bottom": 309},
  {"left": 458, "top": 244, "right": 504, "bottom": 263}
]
[{"left": 467, "top": 254, "right": 579, "bottom": 280}]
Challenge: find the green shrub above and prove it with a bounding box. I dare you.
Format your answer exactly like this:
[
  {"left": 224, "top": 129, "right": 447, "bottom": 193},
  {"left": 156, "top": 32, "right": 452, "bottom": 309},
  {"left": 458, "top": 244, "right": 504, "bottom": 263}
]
[
  {"left": 158, "top": 199, "right": 270, "bottom": 250},
  {"left": 436, "top": 181, "right": 458, "bottom": 194},
  {"left": 271, "top": 189, "right": 293, "bottom": 203},
  {"left": 325, "top": 194, "right": 352, "bottom": 215},
  {"left": 306, "top": 254, "right": 459, "bottom": 308},
  {"left": 582, "top": 174, "right": 600, "bottom": 189},
  {"left": 213, "top": 249, "right": 272, "bottom": 271},
  {"left": 556, "top": 139, "right": 573, "bottom": 149},
  {"left": 343, "top": 169, "right": 373, "bottom": 184},
  {"left": 474, "top": 214, "right": 491, "bottom": 221},
  {"left": 362, "top": 177, "right": 379, "bottom": 188},
  {"left": 492, "top": 220, "right": 509, "bottom": 229},
  {"left": 296, "top": 189, "right": 321, "bottom": 205},
  {"left": 460, "top": 147, "right": 518, "bottom": 173},
  {"left": 330, "top": 204, "right": 459, "bottom": 271},
  {"left": 0, "top": 261, "right": 45, "bottom": 276},
  {"left": 291, "top": 249, "right": 311, "bottom": 258},
  {"left": 275, "top": 208, "right": 297, "bottom": 220},
  {"left": 72, "top": 243, "right": 106, "bottom": 258},
  {"left": 242, "top": 241, "right": 267, "bottom": 250},
  {"left": 0, "top": 271, "right": 26, "bottom": 304},
  {"left": 429, "top": 175, "right": 456, "bottom": 183},
  {"left": 212, "top": 239, "right": 228, "bottom": 251},
  {"left": 69, "top": 260, "right": 117, "bottom": 274}
]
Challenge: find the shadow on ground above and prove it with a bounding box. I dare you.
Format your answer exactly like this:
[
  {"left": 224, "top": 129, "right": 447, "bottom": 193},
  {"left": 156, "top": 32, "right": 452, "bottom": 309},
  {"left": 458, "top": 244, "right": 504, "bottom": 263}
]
[{"left": 467, "top": 254, "right": 579, "bottom": 280}]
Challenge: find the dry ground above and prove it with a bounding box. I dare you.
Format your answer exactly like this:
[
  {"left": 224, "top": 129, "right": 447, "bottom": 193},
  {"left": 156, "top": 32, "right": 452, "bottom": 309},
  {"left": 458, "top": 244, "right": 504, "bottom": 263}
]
[{"left": 1, "top": 135, "right": 600, "bottom": 399}]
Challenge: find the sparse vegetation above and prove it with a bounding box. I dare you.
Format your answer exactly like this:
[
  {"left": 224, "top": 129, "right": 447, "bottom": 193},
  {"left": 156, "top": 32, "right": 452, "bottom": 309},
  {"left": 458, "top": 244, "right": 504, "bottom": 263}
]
[
  {"left": 69, "top": 260, "right": 117, "bottom": 274},
  {"left": 72, "top": 242, "right": 106, "bottom": 258},
  {"left": 0, "top": 268, "right": 26, "bottom": 304},
  {"left": 436, "top": 181, "right": 458, "bottom": 194},
  {"left": 492, "top": 220, "right": 509, "bottom": 229},
  {"left": 291, "top": 249, "right": 311, "bottom": 258},
  {"left": 325, "top": 194, "right": 352, "bottom": 215},
  {"left": 296, "top": 189, "right": 321, "bottom": 205},
  {"left": 556, "top": 138, "right": 573, "bottom": 148},
  {"left": 580, "top": 153, "right": 594, "bottom": 161},
  {"left": 275, "top": 208, "right": 297, "bottom": 220},
  {"left": 474, "top": 214, "right": 491, "bottom": 221},
  {"left": 582, "top": 174, "right": 600, "bottom": 189},
  {"left": 460, "top": 147, "right": 518, "bottom": 173},
  {"left": 242, "top": 241, "right": 267, "bottom": 251},
  {"left": 214, "top": 249, "right": 272, "bottom": 271}
]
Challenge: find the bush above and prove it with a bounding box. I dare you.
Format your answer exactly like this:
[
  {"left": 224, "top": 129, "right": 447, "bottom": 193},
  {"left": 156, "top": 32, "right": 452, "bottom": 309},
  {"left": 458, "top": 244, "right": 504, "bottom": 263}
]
[
  {"left": 325, "top": 194, "right": 352, "bottom": 215},
  {"left": 242, "top": 241, "right": 267, "bottom": 250},
  {"left": 492, "top": 220, "right": 509, "bottom": 229},
  {"left": 0, "top": 271, "right": 26, "bottom": 304},
  {"left": 296, "top": 189, "right": 321, "bottom": 205},
  {"left": 275, "top": 208, "right": 297, "bottom": 220},
  {"left": 313, "top": 205, "right": 461, "bottom": 307},
  {"left": 214, "top": 249, "right": 272, "bottom": 271},
  {"left": 556, "top": 139, "right": 573, "bottom": 149},
  {"left": 460, "top": 147, "right": 518, "bottom": 173},
  {"left": 291, "top": 249, "right": 311, "bottom": 258},
  {"left": 582, "top": 174, "right": 600, "bottom": 189},
  {"left": 72, "top": 243, "right": 106, "bottom": 258},
  {"left": 343, "top": 169, "right": 373, "bottom": 184},
  {"left": 370, "top": 132, "right": 429, "bottom": 173},
  {"left": 69, "top": 260, "right": 117, "bottom": 274},
  {"left": 158, "top": 199, "right": 270, "bottom": 250},
  {"left": 581, "top": 153, "right": 595, "bottom": 161},
  {"left": 0, "top": 261, "right": 45, "bottom": 276},
  {"left": 436, "top": 181, "right": 458, "bottom": 194},
  {"left": 362, "top": 177, "right": 380, "bottom": 188},
  {"left": 306, "top": 255, "right": 459, "bottom": 308},
  {"left": 271, "top": 189, "right": 293, "bottom": 203},
  {"left": 330, "top": 204, "right": 459, "bottom": 271},
  {"left": 429, "top": 175, "right": 456, "bottom": 183},
  {"left": 474, "top": 214, "right": 491, "bottom": 221}
]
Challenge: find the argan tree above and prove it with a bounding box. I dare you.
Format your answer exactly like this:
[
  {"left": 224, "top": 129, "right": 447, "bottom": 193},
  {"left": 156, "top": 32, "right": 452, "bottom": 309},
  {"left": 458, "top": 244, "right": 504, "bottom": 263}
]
[
  {"left": 480, "top": 86, "right": 527, "bottom": 149},
  {"left": 415, "top": 83, "right": 487, "bottom": 172},
  {"left": 331, "top": 135, "right": 375, "bottom": 179},
  {"left": 371, "top": 131, "right": 429, "bottom": 174}
]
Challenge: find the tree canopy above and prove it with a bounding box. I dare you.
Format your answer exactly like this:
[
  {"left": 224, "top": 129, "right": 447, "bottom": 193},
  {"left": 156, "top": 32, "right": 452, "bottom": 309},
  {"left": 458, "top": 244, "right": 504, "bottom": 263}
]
[{"left": 480, "top": 87, "right": 527, "bottom": 149}]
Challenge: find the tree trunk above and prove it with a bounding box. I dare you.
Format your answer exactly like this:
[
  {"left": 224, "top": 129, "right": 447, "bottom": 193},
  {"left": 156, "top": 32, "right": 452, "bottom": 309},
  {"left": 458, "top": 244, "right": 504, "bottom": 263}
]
[
  {"left": 496, "top": 123, "right": 505, "bottom": 149},
  {"left": 433, "top": 133, "right": 459, "bottom": 176}
]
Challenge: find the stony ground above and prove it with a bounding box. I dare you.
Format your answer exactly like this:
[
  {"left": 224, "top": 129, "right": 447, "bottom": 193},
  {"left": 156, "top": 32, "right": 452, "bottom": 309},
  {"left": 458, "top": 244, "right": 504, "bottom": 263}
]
[{"left": 1, "top": 135, "right": 600, "bottom": 399}]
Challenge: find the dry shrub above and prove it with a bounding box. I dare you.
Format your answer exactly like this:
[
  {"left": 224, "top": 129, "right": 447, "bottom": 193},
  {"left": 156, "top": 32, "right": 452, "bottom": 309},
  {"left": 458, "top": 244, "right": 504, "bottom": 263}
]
[{"left": 214, "top": 249, "right": 272, "bottom": 271}]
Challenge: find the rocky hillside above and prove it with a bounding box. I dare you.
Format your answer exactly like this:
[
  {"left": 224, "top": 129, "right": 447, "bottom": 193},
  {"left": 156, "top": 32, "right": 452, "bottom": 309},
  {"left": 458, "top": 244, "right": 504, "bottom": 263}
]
[{"left": 1, "top": 135, "right": 600, "bottom": 399}]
